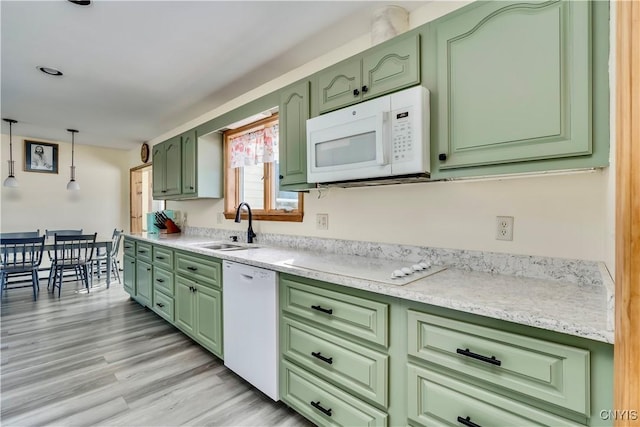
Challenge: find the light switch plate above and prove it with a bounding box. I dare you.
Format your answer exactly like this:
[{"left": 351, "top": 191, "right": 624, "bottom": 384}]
[{"left": 316, "top": 213, "right": 328, "bottom": 230}]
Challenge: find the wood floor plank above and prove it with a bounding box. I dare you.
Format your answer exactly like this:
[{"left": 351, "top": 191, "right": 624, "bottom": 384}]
[{"left": 1, "top": 280, "right": 312, "bottom": 426}]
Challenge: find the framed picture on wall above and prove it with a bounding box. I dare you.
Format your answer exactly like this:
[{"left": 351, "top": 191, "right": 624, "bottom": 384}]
[{"left": 24, "top": 140, "right": 58, "bottom": 174}]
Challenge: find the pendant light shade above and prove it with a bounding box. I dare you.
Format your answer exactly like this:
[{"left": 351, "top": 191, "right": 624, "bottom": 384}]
[
  {"left": 66, "top": 128, "right": 80, "bottom": 191},
  {"left": 3, "top": 118, "right": 18, "bottom": 188}
]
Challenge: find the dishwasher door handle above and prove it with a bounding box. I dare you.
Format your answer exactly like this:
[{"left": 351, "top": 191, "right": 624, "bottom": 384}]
[{"left": 241, "top": 273, "right": 254, "bottom": 280}]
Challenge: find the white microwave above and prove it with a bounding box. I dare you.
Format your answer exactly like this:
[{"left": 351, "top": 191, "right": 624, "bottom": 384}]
[{"left": 306, "top": 85, "right": 430, "bottom": 184}]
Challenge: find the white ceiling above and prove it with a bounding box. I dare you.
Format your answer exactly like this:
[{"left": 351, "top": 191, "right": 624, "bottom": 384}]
[{"left": 1, "top": 1, "right": 427, "bottom": 150}]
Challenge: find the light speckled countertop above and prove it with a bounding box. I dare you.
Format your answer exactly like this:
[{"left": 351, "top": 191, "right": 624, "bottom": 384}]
[{"left": 127, "top": 233, "right": 614, "bottom": 344}]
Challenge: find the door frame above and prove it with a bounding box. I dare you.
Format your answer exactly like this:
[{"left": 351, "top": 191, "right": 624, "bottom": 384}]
[{"left": 130, "top": 163, "right": 152, "bottom": 233}]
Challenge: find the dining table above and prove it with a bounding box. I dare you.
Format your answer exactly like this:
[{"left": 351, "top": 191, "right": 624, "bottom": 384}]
[{"left": 43, "top": 236, "right": 114, "bottom": 287}]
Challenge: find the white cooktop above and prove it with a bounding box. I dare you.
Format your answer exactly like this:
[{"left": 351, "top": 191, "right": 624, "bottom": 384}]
[{"left": 281, "top": 253, "right": 446, "bottom": 285}]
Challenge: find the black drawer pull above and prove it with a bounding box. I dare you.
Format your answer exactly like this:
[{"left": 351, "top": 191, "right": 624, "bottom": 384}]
[
  {"left": 156, "top": 302, "right": 165, "bottom": 308},
  {"left": 311, "top": 305, "right": 333, "bottom": 315},
  {"left": 457, "top": 416, "right": 482, "bottom": 427},
  {"left": 147, "top": 268, "right": 151, "bottom": 271},
  {"left": 124, "top": 245, "right": 132, "bottom": 249},
  {"left": 456, "top": 348, "right": 502, "bottom": 366},
  {"left": 362, "top": 85, "right": 368, "bottom": 93},
  {"left": 310, "top": 401, "right": 332, "bottom": 417},
  {"left": 311, "top": 351, "right": 333, "bottom": 365},
  {"left": 156, "top": 256, "right": 165, "bottom": 260},
  {"left": 187, "top": 266, "right": 197, "bottom": 271},
  {"left": 353, "top": 88, "right": 360, "bottom": 96},
  {"left": 138, "top": 250, "right": 147, "bottom": 254},
  {"left": 156, "top": 278, "right": 165, "bottom": 283}
]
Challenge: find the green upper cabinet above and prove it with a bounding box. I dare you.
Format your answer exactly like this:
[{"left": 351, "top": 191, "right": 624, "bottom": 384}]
[
  {"left": 152, "top": 136, "right": 182, "bottom": 198},
  {"left": 279, "top": 80, "right": 314, "bottom": 190},
  {"left": 153, "top": 128, "right": 222, "bottom": 200},
  {"left": 181, "top": 128, "right": 197, "bottom": 196},
  {"left": 431, "top": 0, "right": 609, "bottom": 177},
  {"left": 318, "top": 34, "right": 420, "bottom": 113}
]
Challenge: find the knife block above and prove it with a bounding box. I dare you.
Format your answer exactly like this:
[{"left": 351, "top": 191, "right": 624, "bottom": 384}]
[{"left": 147, "top": 210, "right": 175, "bottom": 235}]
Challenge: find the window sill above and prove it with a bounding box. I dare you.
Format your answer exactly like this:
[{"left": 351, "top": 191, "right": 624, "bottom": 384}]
[{"left": 224, "top": 211, "right": 303, "bottom": 223}]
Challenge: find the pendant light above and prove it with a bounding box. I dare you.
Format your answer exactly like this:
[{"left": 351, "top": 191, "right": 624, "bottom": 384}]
[
  {"left": 2, "top": 118, "right": 18, "bottom": 188},
  {"left": 66, "top": 128, "right": 80, "bottom": 191}
]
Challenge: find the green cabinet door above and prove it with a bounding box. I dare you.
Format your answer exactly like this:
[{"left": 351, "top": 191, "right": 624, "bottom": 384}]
[
  {"left": 195, "top": 284, "right": 223, "bottom": 358},
  {"left": 317, "top": 59, "right": 361, "bottom": 113},
  {"left": 135, "top": 259, "right": 152, "bottom": 307},
  {"left": 435, "top": 1, "right": 592, "bottom": 170},
  {"left": 181, "top": 129, "right": 197, "bottom": 196},
  {"left": 164, "top": 136, "right": 182, "bottom": 196},
  {"left": 362, "top": 34, "right": 420, "bottom": 100},
  {"left": 175, "top": 277, "right": 196, "bottom": 336},
  {"left": 123, "top": 254, "right": 135, "bottom": 296},
  {"left": 151, "top": 141, "right": 166, "bottom": 199},
  {"left": 279, "top": 81, "right": 311, "bottom": 188}
]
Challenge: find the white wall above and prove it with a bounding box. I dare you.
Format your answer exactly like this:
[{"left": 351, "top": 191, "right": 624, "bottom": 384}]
[
  {"left": 1, "top": 133, "right": 130, "bottom": 237},
  {"left": 128, "top": 1, "right": 615, "bottom": 266}
]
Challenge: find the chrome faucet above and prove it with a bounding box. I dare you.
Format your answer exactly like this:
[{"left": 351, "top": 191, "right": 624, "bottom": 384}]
[{"left": 234, "top": 202, "right": 256, "bottom": 243}]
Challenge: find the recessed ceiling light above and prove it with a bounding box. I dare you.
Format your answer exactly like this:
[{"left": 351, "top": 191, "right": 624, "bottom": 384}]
[
  {"left": 37, "top": 66, "right": 63, "bottom": 76},
  {"left": 68, "top": 0, "right": 91, "bottom": 5}
]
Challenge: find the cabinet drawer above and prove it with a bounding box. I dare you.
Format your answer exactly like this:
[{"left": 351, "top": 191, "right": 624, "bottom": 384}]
[
  {"left": 153, "top": 289, "right": 174, "bottom": 323},
  {"left": 408, "top": 310, "right": 590, "bottom": 415},
  {"left": 153, "top": 266, "right": 174, "bottom": 296},
  {"left": 281, "top": 360, "right": 387, "bottom": 427},
  {"left": 407, "top": 364, "right": 582, "bottom": 427},
  {"left": 123, "top": 238, "right": 135, "bottom": 257},
  {"left": 135, "top": 242, "right": 152, "bottom": 263},
  {"left": 175, "top": 251, "right": 221, "bottom": 288},
  {"left": 152, "top": 245, "right": 173, "bottom": 270},
  {"left": 283, "top": 316, "right": 388, "bottom": 407},
  {"left": 281, "top": 276, "right": 388, "bottom": 347}
]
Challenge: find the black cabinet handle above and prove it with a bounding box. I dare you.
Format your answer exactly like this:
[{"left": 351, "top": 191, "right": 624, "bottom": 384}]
[
  {"left": 353, "top": 88, "right": 360, "bottom": 96},
  {"left": 156, "top": 302, "right": 165, "bottom": 308},
  {"left": 187, "top": 266, "right": 197, "bottom": 271},
  {"left": 147, "top": 268, "right": 151, "bottom": 271},
  {"left": 310, "top": 401, "right": 332, "bottom": 417},
  {"left": 456, "top": 348, "right": 502, "bottom": 366},
  {"left": 189, "top": 186, "right": 194, "bottom": 189},
  {"left": 138, "top": 250, "right": 147, "bottom": 254},
  {"left": 161, "top": 190, "right": 167, "bottom": 193},
  {"left": 188, "top": 286, "right": 194, "bottom": 292},
  {"left": 311, "top": 351, "right": 333, "bottom": 365},
  {"left": 439, "top": 153, "right": 447, "bottom": 161},
  {"left": 279, "top": 175, "right": 284, "bottom": 179},
  {"left": 362, "top": 85, "right": 368, "bottom": 93},
  {"left": 124, "top": 245, "right": 132, "bottom": 249},
  {"left": 156, "top": 278, "right": 165, "bottom": 283},
  {"left": 457, "top": 416, "right": 482, "bottom": 427},
  {"left": 311, "top": 305, "right": 333, "bottom": 315},
  {"left": 156, "top": 256, "right": 165, "bottom": 260},
  {"left": 129, "top": 261, "right": 135, "bottom": 264}
]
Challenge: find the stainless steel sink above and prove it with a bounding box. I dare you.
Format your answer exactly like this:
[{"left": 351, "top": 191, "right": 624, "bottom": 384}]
[{"left": 195, "top": 242, "right": 261, "bottom": 251}]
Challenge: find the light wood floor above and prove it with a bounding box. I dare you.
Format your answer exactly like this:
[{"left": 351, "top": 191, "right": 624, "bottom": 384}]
[{"left": 0, "top": 279, "right": 312, "bottom": 426}]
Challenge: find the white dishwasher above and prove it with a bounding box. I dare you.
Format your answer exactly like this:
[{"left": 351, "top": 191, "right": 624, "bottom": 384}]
[{"left": 222, "top": 260, "right": 279, "bottom": 401}]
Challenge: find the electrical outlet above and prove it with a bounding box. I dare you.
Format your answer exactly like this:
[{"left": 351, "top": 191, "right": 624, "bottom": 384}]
[
  {"left": 217, "top": 212, "right": 224, "bottom": 224},
  {"left": 316, "top": 213, "right": 329, "bottom": 230},
  {"left": 496, "top": 216, "right": 514, "bottom": 241}
]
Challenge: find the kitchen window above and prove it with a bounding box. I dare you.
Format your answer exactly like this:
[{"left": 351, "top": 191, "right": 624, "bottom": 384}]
[{"left": 223, "top": 114, "right": 303, "bottom": 222}]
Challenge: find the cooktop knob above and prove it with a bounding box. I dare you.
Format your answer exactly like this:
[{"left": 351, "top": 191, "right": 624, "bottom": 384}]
[
  {"left": 412, "top": 264, "right": 424, "bottom": 271},
  {"left": 392, "top": 270, "right": 405, "bottom": 278},
  {"left": 401, "top": 267, "right": 413, "bottom": 275}
]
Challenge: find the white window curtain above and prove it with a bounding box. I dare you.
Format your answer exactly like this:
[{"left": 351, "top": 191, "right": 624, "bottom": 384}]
[{"left": 229, "top": 124, "right": 279, "bottom": 168}]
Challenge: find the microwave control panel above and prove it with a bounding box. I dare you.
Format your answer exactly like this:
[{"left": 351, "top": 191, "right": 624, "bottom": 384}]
[{"left": 391, "top": 106, "right": 414, "bottom": 162}]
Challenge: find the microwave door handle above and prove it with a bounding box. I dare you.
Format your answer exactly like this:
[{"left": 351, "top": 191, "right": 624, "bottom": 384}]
[{"left": 376, "top": 111, "right": 388, "bottom": 165}]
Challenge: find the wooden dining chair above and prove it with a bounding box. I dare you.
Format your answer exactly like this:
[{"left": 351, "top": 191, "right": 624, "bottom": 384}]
[
  {"left": 50, "top": 233, "right": 96, "bottom": 297},
  {"left": 0, "top": 236, "right": 46, "bottom": 300},
  {"left": 91, "top": 229, "right": 123, "bottom": 285},
  {"left": 0, "top": 230, "right": 40, "bottom": 239},
  {"left": 45, "top": 229, "right": 83, "bottom": 286}
]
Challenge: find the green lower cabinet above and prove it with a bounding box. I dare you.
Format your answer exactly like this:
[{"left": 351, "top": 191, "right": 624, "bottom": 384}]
[
  {"left": 153, "top": 290, "right": 174, "bottom": 323},
  {"left": 194, "top": 283, "right": 222, "bottom": 357},
  {"left": 407, "top": 365, "right": 583, "bottom": 427},
  {"left": 123, "top": 254, "right": 135, "bottom": 295},
  {"left": 174, "top": 275, "right": 223, "bottom": 358},
  {"left": 282, "top": 316, "right": 389, "bottom": 408},
  {"left": 281, "top": 360, "right": 388, "bottom": 426},
  {"left": 135, "top": 260, "right": 152, "bottom": 307}
]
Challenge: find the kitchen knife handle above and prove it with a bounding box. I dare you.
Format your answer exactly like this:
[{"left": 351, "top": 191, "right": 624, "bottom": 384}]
[{"left": 311, "top": 305, "right": 333, "bottom": 315}]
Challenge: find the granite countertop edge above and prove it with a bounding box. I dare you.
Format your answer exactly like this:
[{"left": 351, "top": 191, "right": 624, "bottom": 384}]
[{"left": 125, "top": 233, "right": 614, "bottom": 344}]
